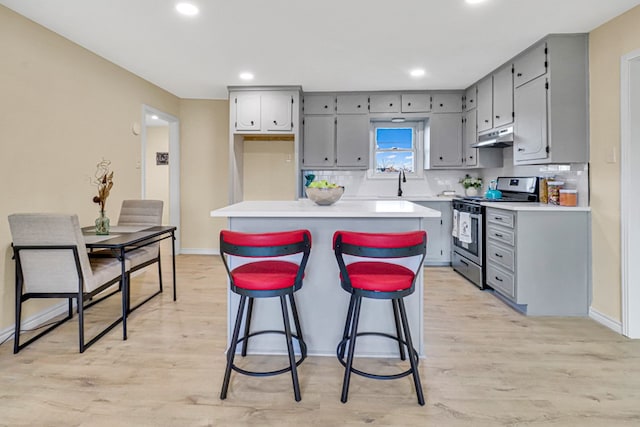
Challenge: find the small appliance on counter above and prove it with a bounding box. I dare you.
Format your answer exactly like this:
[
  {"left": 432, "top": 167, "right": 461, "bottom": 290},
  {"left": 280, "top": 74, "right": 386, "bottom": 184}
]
[{"left": 484, "top": 180, "right": 502, "bottom": 200}]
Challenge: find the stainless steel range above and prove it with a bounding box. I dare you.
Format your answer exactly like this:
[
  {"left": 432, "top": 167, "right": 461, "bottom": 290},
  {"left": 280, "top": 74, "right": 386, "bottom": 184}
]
[{"left": 452, "top": 177, "right": 539, "bottom": 289}]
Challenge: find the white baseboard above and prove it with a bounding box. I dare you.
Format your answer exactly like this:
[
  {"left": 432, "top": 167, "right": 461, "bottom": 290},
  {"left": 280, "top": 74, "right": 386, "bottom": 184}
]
[
  {"left": 0, "top": 301, "right": 70, "bottom": 346},
  {"left": 180, "top": 248, "right": 218, "bottom": 255},
  {"left": 589, "top": 307, "right": 623, "bottom": 334}
]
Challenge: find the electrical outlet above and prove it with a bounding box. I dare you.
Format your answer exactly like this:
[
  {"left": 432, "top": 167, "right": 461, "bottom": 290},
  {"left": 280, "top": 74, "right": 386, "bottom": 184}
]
[{"left": 606, "top": 146, "right": 617, "bottom": 164}]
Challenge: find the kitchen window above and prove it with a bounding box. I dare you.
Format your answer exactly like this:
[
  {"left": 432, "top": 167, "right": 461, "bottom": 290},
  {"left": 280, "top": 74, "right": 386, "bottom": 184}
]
[{"left": 371, "top": 121, "right": 422, "bottom": 176}]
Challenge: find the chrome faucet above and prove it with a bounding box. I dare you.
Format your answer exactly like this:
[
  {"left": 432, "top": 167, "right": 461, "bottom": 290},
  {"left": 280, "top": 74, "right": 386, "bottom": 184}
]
[{"left": 397, "top": 170, "right": 406, "bottom": 197}]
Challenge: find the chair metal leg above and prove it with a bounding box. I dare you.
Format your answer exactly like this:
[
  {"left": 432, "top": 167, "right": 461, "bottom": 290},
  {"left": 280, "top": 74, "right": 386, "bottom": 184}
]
[
  {"left": 157, "top": 254, "right": 163, "bottom": 294},
  {"left": 338, "top": 294, "right": 356, "bottom": 360},
  {"left": 288, "top": 293, "right": 304, "bottom": 346},
  {"left": 392, "top": 299, "right": 406, "bottom": 361},
  {"left": 13, "top": 276, "right": 23, "bottom": 354},
  {"left": 280, "top": 295, "right": 302, "bottom": 402},
  {"left": 221, "top": 295, "right": 247, "bottom": 400},
  {"left": 341, "top": 295, "right": 362, "bottom": 404},
  {"left": 78, "top": 291, "right": 85, "bottom": 353},
  {"left": 241, "top": 297, "right": 254, "bottom": 357},
  {"left": 398, "top": 298, "right": 425, "bottom": 406}
]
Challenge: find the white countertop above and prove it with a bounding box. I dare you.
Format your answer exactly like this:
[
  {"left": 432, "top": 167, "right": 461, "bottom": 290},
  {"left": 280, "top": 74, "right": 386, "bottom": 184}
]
[
  {"left": 211, "top": 199, "right": 442, "bottom": 218},
  {"left": 480, "top": 202, "right": 591, "bottom": 212}
]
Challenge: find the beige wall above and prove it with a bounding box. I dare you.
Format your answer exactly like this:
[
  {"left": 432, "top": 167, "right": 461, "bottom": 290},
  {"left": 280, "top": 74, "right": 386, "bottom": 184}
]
[
  {"left": 179, "top": 99, "right": 229, "bottom": 252},
  {"left": 589, "top": 5, "right": 640, "bottom": 321},
  {"left": 0, "top": 5, "right": 182, "bottom": 329},
  {"left": 243, "top": 140, "right": 296, "bottom": 201},
  {"left": 145, "top": 126, "right": 170, "bottom": 223}
]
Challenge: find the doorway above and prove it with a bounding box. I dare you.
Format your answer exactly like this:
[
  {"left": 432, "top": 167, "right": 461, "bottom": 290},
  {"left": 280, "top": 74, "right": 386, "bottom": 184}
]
[
  {"left": 621, "top": 50, "right": 640, "bottom": 338},
  {"left": 141, "top": 105, "right": 180, "bottom": 253}
]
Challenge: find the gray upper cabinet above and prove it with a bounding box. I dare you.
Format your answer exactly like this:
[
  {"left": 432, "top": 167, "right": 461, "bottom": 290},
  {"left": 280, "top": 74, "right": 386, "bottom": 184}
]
[
  {"left": 233, "top": 91, "right": 293, "bottom": 133},
  {"left": 429, "top": 113, "right": 463, "bottom": 168},
  {"left": 304, "top": 95, "right": 335, "bottom": 115},
  {"left": 514, "top": 42, "right": 548, "bottom": 88},
  {"left": 463, "top": 107, "right": 503, "bottom": 169},
  {"left": 476, "top": 77, "right": 493, "bottom": 133},
  {"left": 513, "top": 34, "right": 588, "bottom": 165},
  {"left": 464, "top": 86, "right": 476, "bottom": 111},
  {"left": 336, "top": 94, "right": 368, "bottom": 114},
  {"left": 432, "top": 93, "right": 463, "bottom": 113},
  {"left": 493, "top": 64, "right": 514, "bottom": 128},
  {"left": 369, "top": 94, "right": 401, "bottom": 113},
  {"left": 336, "top": 115, "right": 369, "bottom": 167},
  {"left": 302, "top": 115, "right": 335, "bottom": 168},
  {"left": 401, "top": 93, "right": 431, "bottom": 113}
]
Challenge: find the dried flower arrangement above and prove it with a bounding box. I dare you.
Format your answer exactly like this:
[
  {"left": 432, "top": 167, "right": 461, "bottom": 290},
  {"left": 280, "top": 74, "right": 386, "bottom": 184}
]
[{"left": 92, "top": 159, "right": 114, "bottom": 212}]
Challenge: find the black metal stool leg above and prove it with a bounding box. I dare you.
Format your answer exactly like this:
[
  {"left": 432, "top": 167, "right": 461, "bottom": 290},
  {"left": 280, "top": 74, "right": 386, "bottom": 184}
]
[
  {"left": 398, "top": 297, "right": 425, "bottom": 406},
  {"left": 341, "top": 295, "right": 362, "bottom": 404},
  {"left": 338, "top": 294, "right": 356, "bottom": 360},
  {"left": 221, "top": 295, "right": 247, "bottom": 400},
  {"left": 392, "top": 299, "right": 406, "bottom": 361},
  {"left": 241, "top": 297, "right": 254, "bottom": 357},
  {"left": 280, "top": 295, "right": 302, "bottom": 402},
  {"left": 288, "top": 293, "right": 305, "bottom": 349}
]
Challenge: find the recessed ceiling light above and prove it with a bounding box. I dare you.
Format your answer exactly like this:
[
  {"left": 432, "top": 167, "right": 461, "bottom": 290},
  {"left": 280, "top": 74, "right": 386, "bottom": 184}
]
[
  {"left": 465, "top": 0, "right": 487, "bottom": 4},
  {"left": 151, "top": 115, "right": 159, "bottom": 120},
  {"left": 239, "top": 72, "right": 254, "bottom": 81},
  {"left": 176, "top": 3, "right": 199, "bottom": 16},
  {"left": 410, "top": 69, "right": 425, "bottom": 78}
]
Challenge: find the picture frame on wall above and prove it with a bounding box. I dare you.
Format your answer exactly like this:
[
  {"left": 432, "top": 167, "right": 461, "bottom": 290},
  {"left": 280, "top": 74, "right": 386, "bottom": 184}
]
[{"left": 156, "top": 152, "right": 169, "bottom": 165}]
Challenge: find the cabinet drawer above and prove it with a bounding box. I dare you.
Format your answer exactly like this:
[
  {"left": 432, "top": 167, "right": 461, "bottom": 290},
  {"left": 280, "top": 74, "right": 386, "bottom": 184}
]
[
  {"left": 304, "top": 95, "right": 335, "bottom": 115},
  {"left": 402, "top": 94, "right": 431, "bottom": 113},
  {"left": 486, "top": 209, "right": 515, "bottom": 228},
  {"left": 337, "top": 95, "right": 369, "bottom": 114},
  {"left": 370, "top": 94, "right": 401, "bottom": 113},
  {"left": 432, "top": 93, "right": 463, "bottom": 113},
  {"left": 487, "top": 241, "right": 515, "bottom": 271},
  {"left": 487, "top": 225, "right": 515, "bottom": 246},
  {"left": 486, "top": 264, "right": 515, "bottom": 299}
]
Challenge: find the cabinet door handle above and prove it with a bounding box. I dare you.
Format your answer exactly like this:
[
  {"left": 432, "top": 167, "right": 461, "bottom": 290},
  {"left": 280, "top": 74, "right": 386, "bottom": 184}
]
[
  {"left": 324, "top": 105, "right": 328, "bottom": 109},
  {"left": 495, "top": 115, "right": 500, "bottom": 119},
  {"left": 357, "top": 157, "right": 361, "bottom": 161},
  {"left": 495, "top": 217, "right": 503, "bottom": 221},
  {"left": 469, "top": 155, "right": 474, "bottom": 160},
  {"left": 460, "top": 259, "right": 469, "bottom": 266},
  {"left": 408, "top": 102, "right": 412, "bottom": 106},
  {"left": 324, "top": 157, "right": 329, "bottom": 161},
  {"left": 495, "top": 276, "right": 503, "bottom": 282},
  {"left": 495, "top": 233, "right": 504, "bottom": 238},
  {"left": 250, "top": 120, "right": 254, "bottom": 125},
  {"left": 495, "top": 253, "right": 503, "bottom": 258},
  {"left": 389, "top": 103, "right": 393, "bottom": 107},
  {"left": 484, "top": 119, "right": 489, "bottom": 123},
  {"left": 273, "top": 120, "right": 278, "bottom": 125},
  {"left": 440, "top": 103, "right": 444, "bottom": 107},
  {"left": 439, "top": 156, "right": 443, "bottom": 160},
  {"left": 517, "top": 72, "right": 523, "bottom": 77},
  {"left": 357, "top": 104, "right": 361, "bottom": 108},
  {"left": 518, "top": 148, "right": 525, "bottom": 152}
]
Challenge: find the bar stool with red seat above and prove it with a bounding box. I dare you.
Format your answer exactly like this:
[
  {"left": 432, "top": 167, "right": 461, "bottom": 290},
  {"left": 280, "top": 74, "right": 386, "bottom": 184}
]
[
  {"left": 333, "top": 230, "right": 427, "bottom": 405},
  {"left": 219, "top": 229, "right": 312, "bottom": 402}
]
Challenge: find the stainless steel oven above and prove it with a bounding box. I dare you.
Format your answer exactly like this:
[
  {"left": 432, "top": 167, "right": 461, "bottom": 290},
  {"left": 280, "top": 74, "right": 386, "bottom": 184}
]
[
  {"left": 452, "top": 176, "right": 540, "bottom": 289},
  {"left": 452, "top": 199, "right": 484, "bottom": 288}
]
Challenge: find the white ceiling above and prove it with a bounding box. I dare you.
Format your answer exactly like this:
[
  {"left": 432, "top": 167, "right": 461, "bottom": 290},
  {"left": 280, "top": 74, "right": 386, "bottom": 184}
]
[{"left": 3, "top": 0, "right": 640, "bottom": 99}]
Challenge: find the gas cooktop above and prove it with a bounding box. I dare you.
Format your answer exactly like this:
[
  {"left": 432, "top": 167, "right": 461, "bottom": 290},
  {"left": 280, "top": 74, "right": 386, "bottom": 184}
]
[{"left": 457, "top": 176, "right": 540, "bottom": 204}]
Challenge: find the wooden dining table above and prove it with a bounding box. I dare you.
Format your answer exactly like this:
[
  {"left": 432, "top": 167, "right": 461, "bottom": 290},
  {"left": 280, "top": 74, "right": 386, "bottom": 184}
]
[{"left": 82, "top": 225, "right": 177, "bottom": 340}]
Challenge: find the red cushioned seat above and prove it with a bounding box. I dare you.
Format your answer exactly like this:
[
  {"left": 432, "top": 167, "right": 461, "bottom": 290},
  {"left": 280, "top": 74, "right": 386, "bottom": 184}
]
[
  {"left": 343, "top": 262, "right": 414, "bottom": 292},
  {"left": 231, "top": 260, "right": 301, "bottom": 291}
]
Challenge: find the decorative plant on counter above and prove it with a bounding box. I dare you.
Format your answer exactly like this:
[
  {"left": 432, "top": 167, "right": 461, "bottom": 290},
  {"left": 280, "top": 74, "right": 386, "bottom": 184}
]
[
  {"left": 92, "top": 159, "right": 114, "bottom": 235},
  {"left": 459, "top": 174, "right": 483, "bottom": 189}
]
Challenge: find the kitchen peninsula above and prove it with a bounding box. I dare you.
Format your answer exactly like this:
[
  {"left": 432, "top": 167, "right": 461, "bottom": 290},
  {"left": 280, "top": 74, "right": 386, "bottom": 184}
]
[{"left": 211, "top": 199, "right": 441, "bottom": 357}]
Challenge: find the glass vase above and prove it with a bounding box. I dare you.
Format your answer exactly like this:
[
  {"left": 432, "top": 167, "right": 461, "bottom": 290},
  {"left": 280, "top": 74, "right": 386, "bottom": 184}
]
[{"left": 95, "top": 210, "right": 110, "bottom": 235}]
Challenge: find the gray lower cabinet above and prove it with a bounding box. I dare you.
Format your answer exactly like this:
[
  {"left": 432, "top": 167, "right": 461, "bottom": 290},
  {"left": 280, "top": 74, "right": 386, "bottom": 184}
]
[
  {"left": 415, "top": 201, "right": 452, "bottom": 266},
  {"left": 485, "top": 207, "right": 590, "bottom": 316}
]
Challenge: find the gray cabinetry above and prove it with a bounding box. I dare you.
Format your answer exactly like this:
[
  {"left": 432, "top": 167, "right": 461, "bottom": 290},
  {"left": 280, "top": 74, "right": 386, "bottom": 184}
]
[
  {"left": 336, "top": 115, "right": 369, "bottom": 167},
  {"left": 369, "top": 94, "right": 401, "bottom": 113},
  {"left": 513, "top": 34, "right": 588, "bottom": 164},
  {"left": 337, "top": 94, "right": 368, "bottom": 114},
  {"left": 485, "top": 207, "right": 590, "bottom": 316},
  {"left": 463, "top": 109, "right": 478, "bottom": 166},
  {"left": 492, "top": 64, "right": 514, "bottom": 128},
  {"left": 432, "top": 93, "right": 463, "bottom": 113},
  {"left": 429, "top": 113, "right": 463, "bottom": 168},
  {"left": 402, "top": 94, "right": 431, "bottom": 113},
  {"left": 304, "top": 94, "right": 335, "bottom": 115},
  {"left": 464, "top": 86, "right": 476, "bottom": 111},
  {"left": 302, "top": 115, "right": 335, "bottom": 168},
  {"left": 233, "top": 91, "right": 293, "bottom": 133},
  {"left": 415, "top": 201, "right": 452, "bottom": 266},
  {"left": 476, "top": 77, "right": 493, "bottom": 133}
]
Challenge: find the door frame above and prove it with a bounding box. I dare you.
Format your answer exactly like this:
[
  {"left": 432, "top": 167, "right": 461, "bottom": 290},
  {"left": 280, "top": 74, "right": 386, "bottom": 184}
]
[
  {"left": 620, "top": 49, "right": 640, "bottom": 338},
  {"left": 142, "top": 105, "right": 180, "bottom": 253}
]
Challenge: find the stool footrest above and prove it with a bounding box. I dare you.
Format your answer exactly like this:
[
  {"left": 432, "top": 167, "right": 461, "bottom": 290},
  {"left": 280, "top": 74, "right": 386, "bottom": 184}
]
[
  {"left": 228, "top": 329, "right": 307, "bottom": 377},
  {"left": 336, "top": 332, "right": 419, "bottom": 380}
]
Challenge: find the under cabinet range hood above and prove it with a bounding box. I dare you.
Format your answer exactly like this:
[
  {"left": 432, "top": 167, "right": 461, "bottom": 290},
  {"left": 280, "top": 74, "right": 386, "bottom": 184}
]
[{"left": 472, "top": 126, "right": 514, "bottom": 148}]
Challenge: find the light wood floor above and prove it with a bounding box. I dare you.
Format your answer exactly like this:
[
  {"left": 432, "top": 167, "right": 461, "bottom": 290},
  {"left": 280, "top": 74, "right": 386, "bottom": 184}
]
[{"left": 1, "top": 253, "right": 640, "bottom": 426}]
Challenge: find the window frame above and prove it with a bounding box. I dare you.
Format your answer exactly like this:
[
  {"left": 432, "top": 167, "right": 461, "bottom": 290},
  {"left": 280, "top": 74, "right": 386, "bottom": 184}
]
[{"left": 368, "top": 120, "right": 424, "bottom": 179}]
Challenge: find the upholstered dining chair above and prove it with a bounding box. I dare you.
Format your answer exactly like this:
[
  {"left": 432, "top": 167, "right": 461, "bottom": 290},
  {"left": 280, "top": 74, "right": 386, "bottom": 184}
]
[
  {"left": 8, "top": 213, "right": 129, "bottom": 353},
  {"left": 114, "top": 200, "right": 164, "bottom": 313}
]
